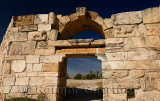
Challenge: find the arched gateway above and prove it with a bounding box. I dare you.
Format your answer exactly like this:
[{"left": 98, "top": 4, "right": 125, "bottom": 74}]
[{"left": 0, "top": 6, "right": 160, "bottom": 101}]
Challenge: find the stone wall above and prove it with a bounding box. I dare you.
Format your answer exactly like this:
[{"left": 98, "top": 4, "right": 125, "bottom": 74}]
[{"left": 0, "top": 6, "right": 159, "bottom": 101}]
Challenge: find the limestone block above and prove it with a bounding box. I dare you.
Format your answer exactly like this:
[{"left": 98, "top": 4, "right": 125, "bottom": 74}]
[
  {"left": 26, "top": 55, "right": 40, "bottom": 63},
  {"left": 3, "top": 78, "right": 15, "bottom": 86},
  {"left": 14, "top": 15, "right": 34, "bottom": 26},
  {"left": 4, "top": 62, "right": 11, "bottom": 74},
  {"left": 6, "top": 56, "right": 25, "bottom": 61},
  {"left": 48, "top": 29, "right": 58, "bottom": 41},
  {"left": 19, "top": 25, "right": 38, "bottom": 32},
  {"left": 15, "top": 77, "right": 29, "bottom": 85},
  {"left": 33, "top": 64, "right": 42, "bottom": 72},
  {"left": 59, "top": 16, "right": 70, "bottom": 25},
  {"left": 104, "top": 29, "right": 114, "bottom": 39},
  {"left": 22, "top": 41, "right": 36, "bottom": 55},
  {"left": 57, "top": 15, "right": 62, "bottom": 20},
  {"left": 42, "top": 64, "right": 59, "bottom": 72},
  {"left": 3, "top": 86, "right": 12, "bottom": 94},
  {"left": 40, "top": 55, "right": 65, "bottom": 63},
  {"left": 88, "top": 11, "right": 98, "bottom": 21},
  {"left": 148, "top": 36, "right": 160, "bottom": 48},
  {"left": 111, "top": 11, "right": 142, "bottom": 25},
  {"left": 105, "top": 52, "right": 127, "bottom": 61},
  {"left": 129, "top": 70, "right": 144, "bottom": 79},
  {"left": 25, "top": 64, "right": 32, "bottom": 72},
  {"left": 7, "top": 32, "right": 28, "bottom": 41},
  {"left": 69, "top": 13, "right": 78, "bottom": 21},
  {"left": 102, "top": 18, "right": 113, "bottom": 30},
  {"left": 46, "top": 94, "right": 57, "bottom": 101},
  {"left": 37, "top": 41, "right": 48, "bottom": 49},
  {"left": 28, "top": 31, "right": 47, "bottom": 41},
  {"left": 145, "top": 24, "right": 160, "bottom": 36},
  {"left": 102, "top": 60, "right": 150, "bottom": 70},
  {"left": 38, "top": 72, "right": 59, "bottom": 77},
  {"left": 128, "top": 49, "right": 156, "bottom": 60},
  {"left": 44, "top": 77, "right": 58, "bottom": 86},
  {"left": 103, "top": 94, "right": 126, "bottom": 101},
  {"left": 34, "top": 14, "right": 49, "bottom": 24},
  {"left": 96, "top": 54, "right": 107, "bottom": 61},
  {"left": 95, "top": 15, "right": 104, "bottom": 26},
  {"left": 9, "top": 42, "right": 22, "bottom": 55},
  {"left": 27, "top": 72, "right": 38, "bottom": 77},
  {"left": 28, "top": 86, "right": 37, "bottom": 94},
  {"left": 35, "top": 49, "right": 55, "bottom": 55},
  {"left": 105, "top": 38, "right": 124, "bottom": 44},
  {"left": 124, "top": 37, "right": 147, "bottom": 50},
  {"left": 29, "top": 77, "right": 44, "bottom": 85},
  {"left": 49, "top": 12, "right": 57, "bottom": 25},
  {"left": 113, "top": 25, "right": 145, "bottom": 38},
  {"left": 76, "top": 7, "right": 88, "bottom": 17},
  {"left": 151, "top": 60, "right": 160, "bottom": 69},
  {"left": 103, "top": 70, "right": 129, "bottom": 79},
  {"left": 12, "top": 60, "right": 26, "bottom": 72},
  {"left": 142, "top": 7, "right": 160, "bottom": 23},
  {"left": 38, "top": 24, "right": 51, "bottom": 31}
]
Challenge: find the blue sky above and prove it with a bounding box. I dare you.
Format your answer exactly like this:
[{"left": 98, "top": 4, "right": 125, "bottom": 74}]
[{"left": 0, "top": 0, "right": 159, "bottom": 77}]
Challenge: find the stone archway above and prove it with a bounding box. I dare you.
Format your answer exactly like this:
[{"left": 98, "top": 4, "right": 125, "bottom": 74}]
[{"left": 0, "top": 6, "right": 160, "bottom": 101}]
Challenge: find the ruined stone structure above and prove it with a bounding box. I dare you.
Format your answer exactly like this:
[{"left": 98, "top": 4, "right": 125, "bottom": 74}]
[{"left": 0, "top": 6, "right": 160, "bottom": 101}]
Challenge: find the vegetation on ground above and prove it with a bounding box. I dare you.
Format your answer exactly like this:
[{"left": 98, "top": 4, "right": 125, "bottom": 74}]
[{"left": 67, "top": 70, "right": 102, "bottom": 80}]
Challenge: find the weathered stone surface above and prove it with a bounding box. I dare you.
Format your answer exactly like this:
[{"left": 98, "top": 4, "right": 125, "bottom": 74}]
[
  {"left": 38, "top": 24, "right": 51, "bottom": 31},
  {"left": 22, "top": 41, "right": 36, "bottom": 55},
  {"left": 76, "top": 7, "right": 88, "bottom": 17},
  {"left": 102, "top": 60, "right": 150, "bottom": 70},
  {"left": 142, "top": 7, "right": 160, "bottom": 23},
  {"left": 88, "top": 11, "right": 98, "bottom": 21},
  {"left": 26, "top": 55, "right": 40, "bottom": 63},
  {"left": 29, "top": 77, "right": 44, "bottom": 85},
  {"left": 14, "top": 15, "right": 34, "bottom": 26},
  {"left": 124, "top": 36, "right": 147, "bottom": 50},
  {"left": 103, "top": 70, "right": 129, "bottom": 79},
  {"left": 37, "top": 41, "right": 48, "bottom": 49},
  {"left": 4, "top": 62, "right": 11, "bottom": 74},
  {"left": 9, "top": 42, "right": 22, "bottom": 55},
  {"left": 48, "top": 29, "right": 58, "bottom": 41},
  {"left": 28, "top": 86, "right": 37, "bottom": 94},
  {"left": 28, "top": 31, "right": 47, "bottom": 41},
  {"left": 34, "top": 14, "right": 49, "bottom": 24},
  {"left": 15, "top": 77, "right": 29, "bottom": 85},
  {"left": 151, "top": 60, "right": 160, "bottom": 70},
  {"left": 19, "top": 25, "right": 38, "bottom": 32},
  {"left": 42, "top": 64, "right": 59, "bottom": 72},
  {"left": 7, "top": 32, "right": 28, "bottom": 41},
  {"left": 25, "top": 64, "right": 32, "bottom": 72},
  {"left": 113, "top": 24, "right": 145, "bottom": 38},
  {"left": 35, "top": 49, "right": 55, "bottom": 55},
  {"left": 129, "top": 70, "right": 144, "bottom": 79},
  {"left": 33, "top": 64, "right": 42, "bottom": 72},
  {"left": 11, "top": 86, "right": 28, "bottom": 93},
  {"left": 95, "top": 15, "right": 104, "bottom": 26},
  {"left": 27, "top": 72, "right": 38, "bottom": 77},
  {"left": 148, "top": 36, "right": 160, "bottom": 48},
  {"left": 128, "top": 49, "right": 156, "bottom": 60},
  {"left": 102, "top": 18, "right": 113, "bottom": 30},
  {"left": 40, "top": 55, "right": 65, "bottom": 63},
  {"left": 57, "top": 15, "right": 62, "bottom": 20},
  {"left": 145, "top": 24, "right": 160, "bottom": 36},
  {"left": 49, "top": 12, "right": 57, "bottom": 25},
  {"left": 69, "top": 13, "right": 78, "bottom": 21},
  {"left": 3, "top": 86, "right": 12, "bottom": 94},
  {"left": 105, "top": 52, "right": 127, "bottom": 61},
  {"left": 6, "top": 56, "right": 25, "bottom": 61},
  {"left": 3, "top": 78, "right": 15, "bottom": 86},
  {"left": 59, "top": 16, "right": 70, "bottom": 25},
  {"left": 12, "top": 60, "right": 26, "bottom": 72},
  {"left": 38, "top": 72, "right": 58, "bottom": 77},
  {"left": 111, "top": 11, "right": 142, "bottom": 25},
  {"left": 105, "top": 38, "right": 124, "bottom": 44},
  {"left": 44, "top": 77, "right": 58, "bottom": 86}
]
